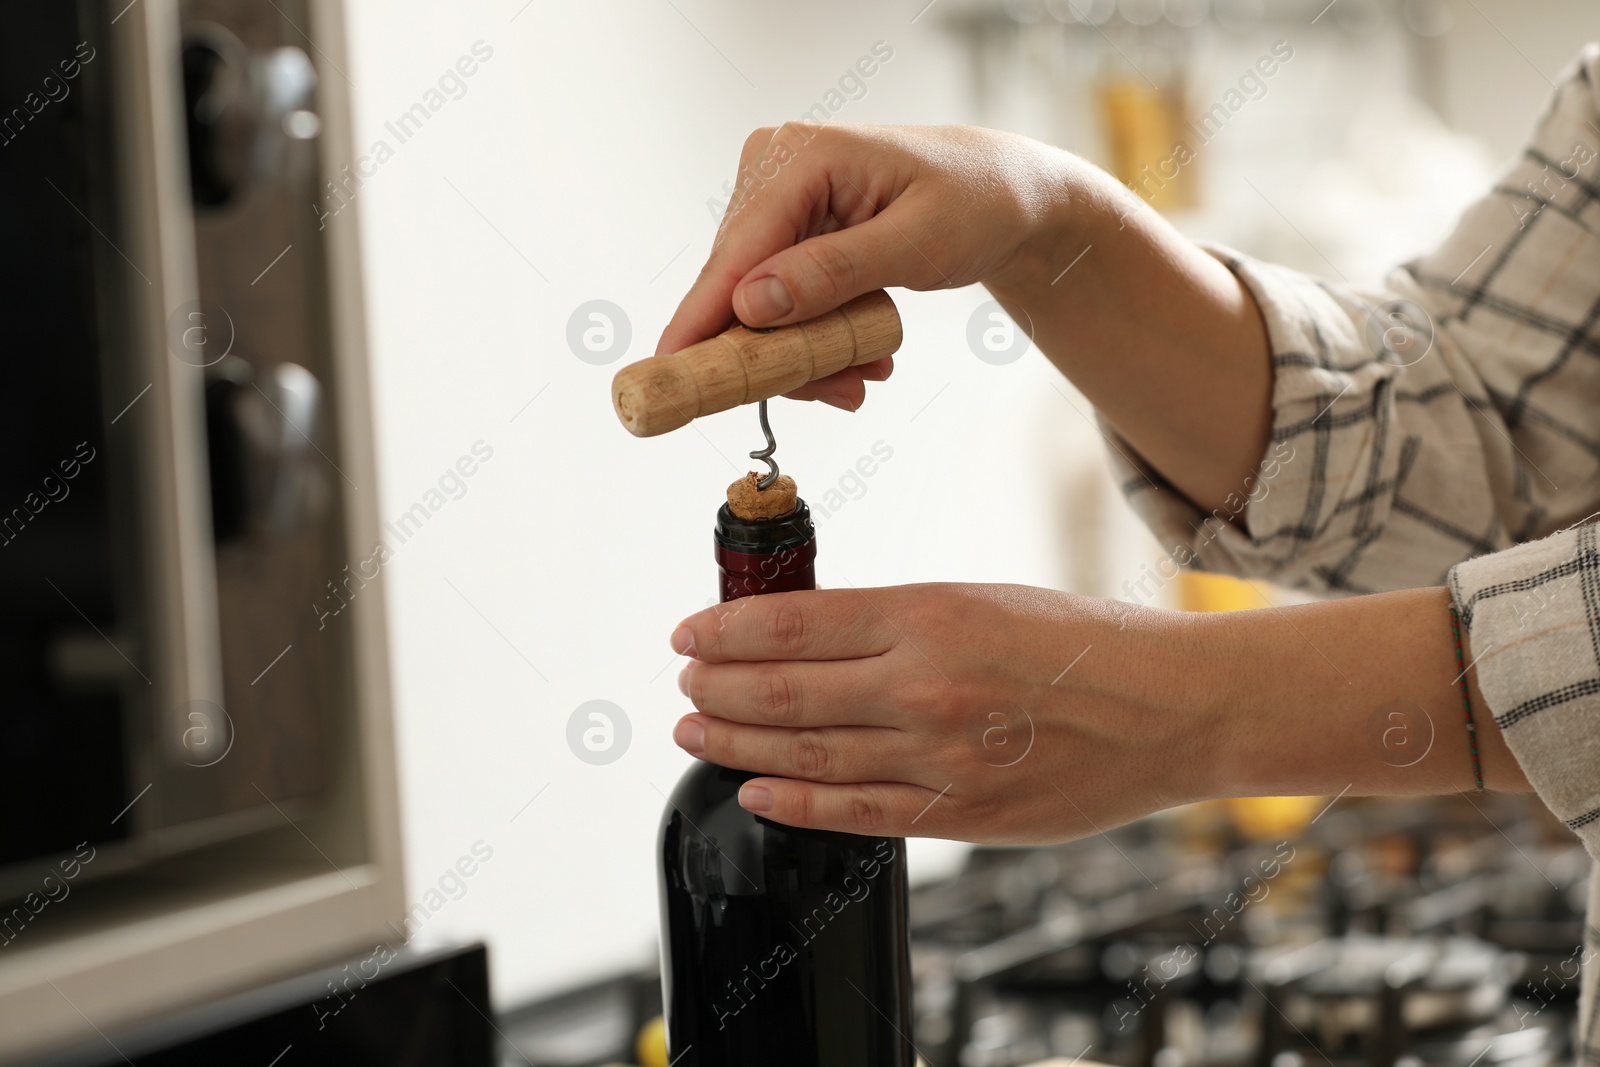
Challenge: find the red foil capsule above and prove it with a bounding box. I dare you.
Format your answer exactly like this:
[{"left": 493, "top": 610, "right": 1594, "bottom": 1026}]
[{"left": 713, "top": 499, "right": 817, "bottom": 602}]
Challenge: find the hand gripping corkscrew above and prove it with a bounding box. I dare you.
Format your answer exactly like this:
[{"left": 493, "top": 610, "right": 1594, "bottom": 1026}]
[{"left": 609, "top": 290, "right": 903, "bottom": 439}]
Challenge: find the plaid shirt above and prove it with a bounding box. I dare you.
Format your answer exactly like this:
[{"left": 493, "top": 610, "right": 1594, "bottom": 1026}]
[{"left": 1107, "top": 45, "right": 1600, "bottom": 1061}]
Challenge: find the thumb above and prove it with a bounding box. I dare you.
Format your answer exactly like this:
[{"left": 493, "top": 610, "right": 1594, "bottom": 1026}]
[{"left": 732, "top": 203, "right": 944, "bottom": 327}]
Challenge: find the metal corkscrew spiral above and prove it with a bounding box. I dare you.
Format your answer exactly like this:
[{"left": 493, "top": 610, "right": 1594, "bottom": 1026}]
[{"left": 750, "top": 399, "right": 779, "bottom": 490}]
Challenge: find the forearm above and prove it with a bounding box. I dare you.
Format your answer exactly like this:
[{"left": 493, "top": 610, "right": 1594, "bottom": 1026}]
[
  {"left": 987, "top": 160, "right": 1273, "bottom": 515},
  {"left": 1194, "top": 586, "right": 1530, "bottom": 798}
]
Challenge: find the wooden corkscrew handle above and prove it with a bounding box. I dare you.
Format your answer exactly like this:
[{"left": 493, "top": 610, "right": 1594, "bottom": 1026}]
[{"left": 611, "top": 290, "right": 903, "bottom": 437}]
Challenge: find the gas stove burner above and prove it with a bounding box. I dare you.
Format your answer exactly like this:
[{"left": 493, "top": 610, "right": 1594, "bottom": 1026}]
[
  {"left": 908, "top": 797, "right": 1586, "bottom": 1067},
  {"left": 1254, "top": 935, "right": 1519, "bottom": 1066},
  {"left": 498, "top": 796, "right": 1587, "bottom": 1067},
  {"left": 1402, "top": 1009, "right": 1566, "bottom": 1067}
]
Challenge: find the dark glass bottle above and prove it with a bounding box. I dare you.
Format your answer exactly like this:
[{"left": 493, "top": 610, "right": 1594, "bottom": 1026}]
[{"left": 657, "top": 497, "right": 915, "bottom": 1067}]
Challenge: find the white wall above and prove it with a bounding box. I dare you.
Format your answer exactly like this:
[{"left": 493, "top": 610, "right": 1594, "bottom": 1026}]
[{"left": 338, "top": 0, "right": 1597, "bottom": 1008}]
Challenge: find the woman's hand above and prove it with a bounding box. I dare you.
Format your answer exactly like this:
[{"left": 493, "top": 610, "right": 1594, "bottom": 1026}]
[
  {"left": 669, "top": 583, "right": 1532, "bottom": 844},
  {"left": 659, "top": 121, "right": 1273, "bottom": 514},
  {"left": 669, "top": 583, "right": 1218, "bottom": 844},
  {"left": 657, "top": 124, "right": 1083, "bottom": 410}
]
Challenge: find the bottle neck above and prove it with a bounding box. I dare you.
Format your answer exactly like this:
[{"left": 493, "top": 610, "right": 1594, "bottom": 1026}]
[{"left": 713, "top": 500, "right": 817, "bottom": 602}]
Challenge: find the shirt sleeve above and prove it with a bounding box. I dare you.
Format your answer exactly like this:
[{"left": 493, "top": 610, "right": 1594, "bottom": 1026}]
[
  {"left": 1105, "top": 44, "right": 1600, "bottom": 597},
  {"left": 1450, "top": 524, "right": 1600, "bottom": 1064}
]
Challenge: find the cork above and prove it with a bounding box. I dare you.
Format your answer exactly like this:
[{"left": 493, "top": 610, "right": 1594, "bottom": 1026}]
[{"left": 727, "top": 473, "right": 798, "bottom": 521}]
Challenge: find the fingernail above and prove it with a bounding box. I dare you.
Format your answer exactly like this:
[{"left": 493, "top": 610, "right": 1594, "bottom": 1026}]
[
  {"left": 676, "top": 667, "right": 691, "bottom": 697},
  {"left": 818, "top": 391, "right": 856, "bottom": 410},
  {"left": 674, "top": 718, "right": 706, "bottom": 755},
  {"left": 739, "top": 784, "right": 773, "bottom": 812},
  {"left": 740, "top": 276, "right": 793, "bottom": 324},
  {"left": 670, "top": 624, "right": 693, "bottom": 655}
]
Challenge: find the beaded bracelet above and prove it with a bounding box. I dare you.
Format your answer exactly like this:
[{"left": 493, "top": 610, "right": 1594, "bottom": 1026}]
[{"left": 1448, "top": 605, "right": 1484, "bottom": 793}]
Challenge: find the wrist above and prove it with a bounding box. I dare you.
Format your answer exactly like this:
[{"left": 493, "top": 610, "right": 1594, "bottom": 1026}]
[
  {"left": 985, "top": 151, "right": 1132, "bottom": 307},
  {"left": 1173, "top": 607, "right": 1251, "bottom": 804},
  {"left": 1197, "top": 587, "right": 1528, "bottom": 801},
  {"left": 1117, "top": 604, "right": 1239, "bottom": 809},
  {"left": 1456, "top": 612, "right": 1531, "bottom": 793}
]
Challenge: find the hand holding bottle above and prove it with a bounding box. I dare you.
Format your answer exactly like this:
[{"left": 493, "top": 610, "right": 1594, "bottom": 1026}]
[
  {"left": 670, "top": 583, "right": 1526, "bottom": 843},
  {"left": 671, "top": 583, "right": 1218, "bottom": 844}
]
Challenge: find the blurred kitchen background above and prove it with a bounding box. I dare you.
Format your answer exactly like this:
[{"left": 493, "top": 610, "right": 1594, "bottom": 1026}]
[
  {"left": 344, "top": 0, "right": 1591, "bottom": 1012},
  {"left": 6, "top": 0, "right": 1595, "bottom": 1062}
]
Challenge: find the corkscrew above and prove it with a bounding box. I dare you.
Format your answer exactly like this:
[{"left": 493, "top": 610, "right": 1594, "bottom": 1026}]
[
  {"left": 610, "top": 290, "right": 904, "bottom": 439},
  {"left": 750, "top": 399, "right": 779, "bottom": 490}
]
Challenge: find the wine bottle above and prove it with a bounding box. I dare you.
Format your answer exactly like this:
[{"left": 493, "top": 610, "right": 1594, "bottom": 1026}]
[{"left": 657, "top": 495, "right": 915, "bottom": 1067}]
